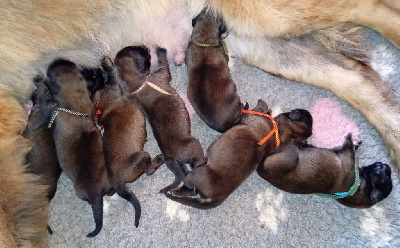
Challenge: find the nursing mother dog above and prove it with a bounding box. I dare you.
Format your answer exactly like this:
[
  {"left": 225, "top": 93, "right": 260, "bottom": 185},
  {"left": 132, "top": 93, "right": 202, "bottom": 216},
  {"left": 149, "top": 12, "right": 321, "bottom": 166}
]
[{"left": 0, "top": 0, "right": 399, "bottom": 170}]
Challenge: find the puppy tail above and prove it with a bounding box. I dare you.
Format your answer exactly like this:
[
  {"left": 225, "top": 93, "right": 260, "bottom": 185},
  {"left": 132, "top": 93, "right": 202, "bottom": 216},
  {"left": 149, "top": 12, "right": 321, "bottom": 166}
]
[
  {"left": 115, "top": 185, "right": 141, "bottom": 228},
  {"left": 164, "top": 193, "right": 220, "bottom": 210},
  {"left": 87, "top": 197, "right": 104, "bottom": 238}
]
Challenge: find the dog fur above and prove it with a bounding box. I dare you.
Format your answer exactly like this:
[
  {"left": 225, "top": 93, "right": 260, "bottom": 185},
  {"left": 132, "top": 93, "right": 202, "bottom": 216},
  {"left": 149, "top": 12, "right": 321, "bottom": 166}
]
[
  {"left": 164, "top": 100, "right": 313, "bottom": 209},
  {"left": 88, "top": 58, "right": 163, "bottom": 227},
  {"left": 0, "top": 0, "right": 399, "bottom": 168},
  {"left": 259, "top": 134, "right": 392, "bottom": 208},
  {"left": 44, "top": 59, "right": 113, "bottom": 237},
  {"left": 186, "top": 10, "right": 242, "bottom": 132},
  {"left": 114, "top": 46, "right": 206, "bottom": 193}
]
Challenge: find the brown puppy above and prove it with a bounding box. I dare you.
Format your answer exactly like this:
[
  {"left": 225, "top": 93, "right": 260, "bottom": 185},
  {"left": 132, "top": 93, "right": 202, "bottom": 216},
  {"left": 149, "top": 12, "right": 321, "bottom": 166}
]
[
  {"left": 23, "top": 76, "right": 62, "bottom": 202},
  {"left": 165, "top": 100, "right": 313, "bottom": 209},
  {"left": 114, "top": 46, "right": 206, "bottom": 193},
  {"left": 187, "top": 10, "right": 243, "bottom": 132},
  {"left": 44, "top": 59, "right": 113, "bottom": 237},
  {"left": 258, "top": 134, "right": 392, "bottom": 208},
  {"left": 22, "top": 76, "right": 62, "bottom": 234},
  {"left": 88, "top": 58, "right": 163, "bottom": 227}
]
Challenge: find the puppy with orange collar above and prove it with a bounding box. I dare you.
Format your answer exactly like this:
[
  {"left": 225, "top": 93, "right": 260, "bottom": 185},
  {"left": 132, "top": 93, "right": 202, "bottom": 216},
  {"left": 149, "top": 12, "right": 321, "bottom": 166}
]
[
  {"left": 114, "top": 46, "right": 206, "bottom": 193},
  {"left": 165, "top": 100, "right": 313, "bottom": 209}
]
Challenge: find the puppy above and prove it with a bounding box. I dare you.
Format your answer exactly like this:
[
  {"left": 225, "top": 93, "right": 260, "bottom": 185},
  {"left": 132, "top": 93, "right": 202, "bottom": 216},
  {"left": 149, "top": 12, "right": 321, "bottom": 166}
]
[
  {"left": 22, "top": 76, "right": 62, "bottom": 234},
  {"left": 114, "top": 46, "right": 206, "bottom": 193},
  {"left": 88, "top": 58, "right": 163, "bottom": 227},
  {"left": 258, "top": 134, "right": 393, "bottom": 208},
  {"left": 165, "top": 100, "right": 313, "bottom": 209},
  {"left": 186, "top": 10, "right": 243, "bottom": 132},
  {"left": 44, "top": 59, "right": 113, "bottom": 237},
  {"left": 23, "top": 76, "right": 62, "bottom": 202}
]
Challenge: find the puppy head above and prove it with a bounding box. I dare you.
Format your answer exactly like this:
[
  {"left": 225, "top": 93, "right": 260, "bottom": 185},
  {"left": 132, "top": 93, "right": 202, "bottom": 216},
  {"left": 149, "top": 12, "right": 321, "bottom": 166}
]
[
  {"left": 81, "top": 67, "right": 106, "bottom": 95},
  {"left": 361, "top": 162, "right": 393, "bottom": 204},
  {"left": 192, "top": 9, "right": 226, "bottom": 42},
  {"left": 46, "top": 59, "right": 89, "bottom": 101},
  {"left": 276, "top": 109, "right": 313, "bottom": 144},
  {"left": 114, "top": 46, "right": 151, "bottom": 91}
]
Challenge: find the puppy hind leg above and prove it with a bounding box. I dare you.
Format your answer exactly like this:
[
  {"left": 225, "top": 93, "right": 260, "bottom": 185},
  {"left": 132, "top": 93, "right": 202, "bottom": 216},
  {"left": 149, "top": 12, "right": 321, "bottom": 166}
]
[
  {"left": 159, "top": 160, "right": 185, "bottom": 193},
  {"left": 125, "top": 151, "right": 155, "bottom": 181},
  {"left": 146, "top": 154, "right": 165, "bottom": 176}
]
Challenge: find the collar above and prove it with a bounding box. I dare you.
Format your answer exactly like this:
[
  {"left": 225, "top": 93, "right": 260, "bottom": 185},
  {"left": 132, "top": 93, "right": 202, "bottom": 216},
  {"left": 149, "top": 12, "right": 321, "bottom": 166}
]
[
  {"left": 93, "top": 91, "right": 104, "bottom": 136},
  {"left": 47, "top": 107, "right": 89, "bottom": 128},
  {"left": 130, "top": 66, "right": 172, "bottom": 95},
  {"left": 242, "top": 109, "right": 281, "bottom": 147},
  {"left": 315, "top": 159, "right": 361, "bottom": 199},
  {"left": 192, "top": 32, "right": 229, "bottom": 55}
]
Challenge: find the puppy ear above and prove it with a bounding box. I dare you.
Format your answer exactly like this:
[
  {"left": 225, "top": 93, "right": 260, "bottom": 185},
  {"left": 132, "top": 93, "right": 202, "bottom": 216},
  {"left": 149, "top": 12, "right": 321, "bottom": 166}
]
[
  {"left": 192, "top": 17, "right": 197, "bottom": 27},
  {"left": 370, "top": 189, "right": 386, "bottom": 204},
  {"left": 44, "top": 73, "right": 60, "bottom": 96},
  {"left": 134, "top": 58, "right": 147, "bottom": 73},
  {"left": 219, "top": 20, "right": 227, "bottom": 35},
  {"left": 288, "top": 111, "right": 301, "bottom": 120}
]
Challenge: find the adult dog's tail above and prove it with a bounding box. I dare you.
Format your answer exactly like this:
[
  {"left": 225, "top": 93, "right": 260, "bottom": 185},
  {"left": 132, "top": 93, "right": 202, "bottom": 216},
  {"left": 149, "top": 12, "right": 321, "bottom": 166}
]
[
  {"left": 115, "top": 185, "right": 141, "bottom": 227},
  {"left": 164, "top": 192, "right": 220, "bottom": 210}
]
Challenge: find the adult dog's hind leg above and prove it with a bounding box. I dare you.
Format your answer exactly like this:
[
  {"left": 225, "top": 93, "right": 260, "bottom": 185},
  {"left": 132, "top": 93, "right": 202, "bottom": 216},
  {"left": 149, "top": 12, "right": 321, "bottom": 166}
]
[
  {"left": 353, "top": 1, "right": 400, "bottom": 49},
  {"left": 227, "top": 31, "right": 400, "bottom": 169}
]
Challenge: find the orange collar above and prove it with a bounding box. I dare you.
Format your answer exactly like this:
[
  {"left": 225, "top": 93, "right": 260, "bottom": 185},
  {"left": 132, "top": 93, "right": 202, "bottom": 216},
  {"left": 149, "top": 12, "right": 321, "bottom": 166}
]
[
  {"left": 130, "top": 66, "right": 172, "bottom": 95},
  {"left": 242, "top": 109, "right": 280, "bottom": 147}
]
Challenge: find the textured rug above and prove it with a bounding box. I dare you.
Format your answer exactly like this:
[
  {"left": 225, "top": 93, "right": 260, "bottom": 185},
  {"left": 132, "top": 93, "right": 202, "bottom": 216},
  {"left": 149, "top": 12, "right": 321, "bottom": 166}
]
[{"left": 49, "top": 28, "right": 400, "bottom": 248}]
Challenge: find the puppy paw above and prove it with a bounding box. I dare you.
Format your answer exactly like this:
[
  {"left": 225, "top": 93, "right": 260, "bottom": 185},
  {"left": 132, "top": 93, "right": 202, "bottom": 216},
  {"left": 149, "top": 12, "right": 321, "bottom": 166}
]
[{"left": 146, "top": 154, "right": 164, "bottom": 176}]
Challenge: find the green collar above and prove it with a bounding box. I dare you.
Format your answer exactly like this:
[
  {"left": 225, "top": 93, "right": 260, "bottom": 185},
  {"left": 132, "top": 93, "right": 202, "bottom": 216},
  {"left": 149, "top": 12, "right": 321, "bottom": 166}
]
[
  {"left": 192, "top": 32, "right": 229, "bottom": 55},
  {"left": 315, "top": 162, "right": 361, "bottom": 199}
]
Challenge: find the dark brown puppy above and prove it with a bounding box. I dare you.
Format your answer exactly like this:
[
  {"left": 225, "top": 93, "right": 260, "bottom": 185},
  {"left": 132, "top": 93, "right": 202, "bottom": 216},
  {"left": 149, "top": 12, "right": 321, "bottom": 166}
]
[
  {"left": 22, "top": 76, "right": 62, "bottom": 234},
  {"left": 114, "top": 46, "right": 206, "bottom": 193},
  {"left": 186, "top": 10, "right": 243, "bottom": 132},
  {"left": 88, "top": 58, "right": 163, "bottom": 227},
  {"left": 23, "top": 76, "right": 62, "bottom": 202},
  {"left": 44, "top": 59, "right": 113, "bottom": 237},
  {"left": 258, "top": 134, "right": 392, "bottom": 208},
  {"left": 164, "top": 100, "right": 313, "bottom": 209}
]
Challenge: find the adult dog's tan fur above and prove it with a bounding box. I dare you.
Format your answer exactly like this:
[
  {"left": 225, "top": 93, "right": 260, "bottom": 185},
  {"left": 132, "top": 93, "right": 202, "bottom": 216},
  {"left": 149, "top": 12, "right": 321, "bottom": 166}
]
[{"left": 0, "top": 90, "right": 49, "bottom": 247}]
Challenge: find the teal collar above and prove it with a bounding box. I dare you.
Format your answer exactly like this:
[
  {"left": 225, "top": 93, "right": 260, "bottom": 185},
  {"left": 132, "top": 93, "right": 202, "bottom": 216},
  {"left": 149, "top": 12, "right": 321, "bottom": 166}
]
[
  {"left": 315, "top": 163, "right": 361, "bottom": 199},
  {"left": 192, "top": 32, "right": 229, "bottom": 55}
]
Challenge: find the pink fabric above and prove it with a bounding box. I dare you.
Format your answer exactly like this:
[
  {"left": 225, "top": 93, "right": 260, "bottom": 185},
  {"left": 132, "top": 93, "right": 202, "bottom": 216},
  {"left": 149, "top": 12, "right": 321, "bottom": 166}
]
[{"left": 311, "top": 98, "right": 360, "bottom": 148}]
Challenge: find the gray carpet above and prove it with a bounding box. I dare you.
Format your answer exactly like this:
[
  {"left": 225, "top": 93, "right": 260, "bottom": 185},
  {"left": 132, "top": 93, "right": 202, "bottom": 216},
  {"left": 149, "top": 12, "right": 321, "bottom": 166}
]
[{"left": 49, "top": 29, "right": 400, "bottom": 248}]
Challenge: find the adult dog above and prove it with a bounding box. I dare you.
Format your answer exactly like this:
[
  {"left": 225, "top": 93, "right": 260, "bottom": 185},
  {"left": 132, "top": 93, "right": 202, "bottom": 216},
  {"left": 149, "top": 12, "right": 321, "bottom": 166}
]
[
  {"left": 0, "top": 0, "right": 399, "bottom": 169},
  {"left": 0, "top": 89, "right": 49, "bottom": 247}
]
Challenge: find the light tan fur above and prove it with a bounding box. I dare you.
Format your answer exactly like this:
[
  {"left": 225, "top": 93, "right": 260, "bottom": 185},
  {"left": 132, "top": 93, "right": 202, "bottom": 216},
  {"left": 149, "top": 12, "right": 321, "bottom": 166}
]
[
  {"left": 0, "top": 135, "right": 49, "bottom": 247},
  {"left": 0, "top": 89, "right": 49, "bottom": 247}
]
